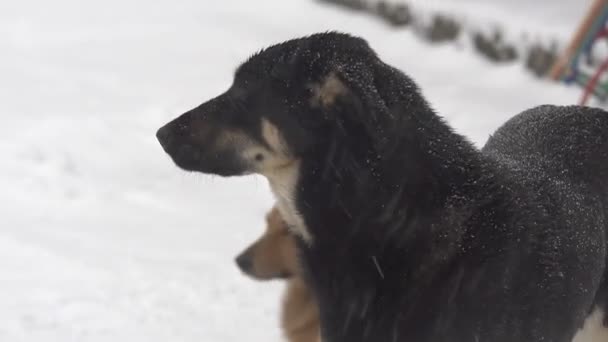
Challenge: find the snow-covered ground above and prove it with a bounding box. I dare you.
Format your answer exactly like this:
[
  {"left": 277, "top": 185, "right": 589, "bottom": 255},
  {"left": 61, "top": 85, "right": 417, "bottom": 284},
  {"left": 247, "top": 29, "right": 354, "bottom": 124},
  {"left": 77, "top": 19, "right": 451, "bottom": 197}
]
[{"left": 0, "top": 0, "right": 591, "bottom": 341}]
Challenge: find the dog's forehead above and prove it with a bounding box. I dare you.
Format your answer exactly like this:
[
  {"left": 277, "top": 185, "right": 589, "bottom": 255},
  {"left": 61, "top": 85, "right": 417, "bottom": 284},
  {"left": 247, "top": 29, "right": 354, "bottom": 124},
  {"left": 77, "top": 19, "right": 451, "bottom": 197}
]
[
  {"left": 235, "top": 33, "right": 348, "bottom": 80},
  {"left": 236, "top": 39, "right": 302, "bottom": 79}
]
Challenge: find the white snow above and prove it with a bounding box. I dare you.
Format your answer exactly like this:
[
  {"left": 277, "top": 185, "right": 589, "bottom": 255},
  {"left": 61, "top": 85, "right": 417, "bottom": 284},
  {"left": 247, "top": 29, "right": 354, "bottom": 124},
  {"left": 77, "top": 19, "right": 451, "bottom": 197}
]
[{"left": 0, "top": 0, "right": 591, "bottom": 340}]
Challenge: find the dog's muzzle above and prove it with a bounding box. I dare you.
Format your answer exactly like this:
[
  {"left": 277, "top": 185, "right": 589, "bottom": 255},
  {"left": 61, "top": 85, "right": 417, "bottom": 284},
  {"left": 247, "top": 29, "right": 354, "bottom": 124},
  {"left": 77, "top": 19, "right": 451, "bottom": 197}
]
[
  {"left": 156, "top": 121, "right": 251, "bottom": 176},
  {"left": 156, "top": 124, "right": 173, "bottom": 153}
]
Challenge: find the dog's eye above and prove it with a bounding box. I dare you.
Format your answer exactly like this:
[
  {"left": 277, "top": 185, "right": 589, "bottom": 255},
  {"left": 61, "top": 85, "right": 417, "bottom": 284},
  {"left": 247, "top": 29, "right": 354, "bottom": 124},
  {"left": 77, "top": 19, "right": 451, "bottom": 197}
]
[
  {"left": 304, "top": 85, "right": 315, "bottom": 96},
  {"left": 254, "top": 153, "right": 264, "bottom": 162}
]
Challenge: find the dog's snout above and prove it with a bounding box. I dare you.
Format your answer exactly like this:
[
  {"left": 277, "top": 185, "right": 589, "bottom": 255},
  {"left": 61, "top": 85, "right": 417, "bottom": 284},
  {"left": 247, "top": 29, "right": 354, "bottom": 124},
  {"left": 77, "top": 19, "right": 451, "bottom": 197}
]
[
  {"left": 235, "top": 252, "right": 253, "bottom": 273},
  {"left": 156, "top": 124, "right": 173, "bottom": 150}
]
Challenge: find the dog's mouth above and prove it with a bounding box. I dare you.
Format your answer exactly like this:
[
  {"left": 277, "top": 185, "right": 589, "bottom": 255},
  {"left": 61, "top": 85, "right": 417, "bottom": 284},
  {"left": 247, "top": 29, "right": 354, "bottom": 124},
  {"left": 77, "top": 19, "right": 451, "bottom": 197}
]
[
  {"left": 156, "top": 127, "right": 251, "bottom": 177},
  {"left": 174, "top": 146, "right": 249, "bottom": 177},
  {"left": 241, "top": 270, "right": 293, "bottom": 281}
]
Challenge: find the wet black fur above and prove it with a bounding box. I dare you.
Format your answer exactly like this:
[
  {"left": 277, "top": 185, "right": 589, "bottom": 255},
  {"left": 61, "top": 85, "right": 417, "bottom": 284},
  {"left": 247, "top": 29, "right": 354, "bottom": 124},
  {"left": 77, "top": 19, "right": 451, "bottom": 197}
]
[{"left": 156, "top": 32, "right": 608, "bottom": 342}]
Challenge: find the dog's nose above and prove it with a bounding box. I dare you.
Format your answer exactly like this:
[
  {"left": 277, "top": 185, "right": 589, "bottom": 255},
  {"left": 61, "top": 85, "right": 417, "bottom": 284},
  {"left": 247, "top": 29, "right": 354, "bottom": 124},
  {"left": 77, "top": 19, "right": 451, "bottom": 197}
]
[
  {"left": 235, "top": 253, "right": 253, "bottom": 273},
  {"left": 156, "top": 125, "right": 173, "bottom": 150}
]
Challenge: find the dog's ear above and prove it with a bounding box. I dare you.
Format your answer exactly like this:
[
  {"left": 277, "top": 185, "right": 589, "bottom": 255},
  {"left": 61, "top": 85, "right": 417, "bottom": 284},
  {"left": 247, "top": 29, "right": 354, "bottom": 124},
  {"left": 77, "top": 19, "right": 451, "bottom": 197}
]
[{"left": 312, "top": 60, "right": 393, "bottom": 153}]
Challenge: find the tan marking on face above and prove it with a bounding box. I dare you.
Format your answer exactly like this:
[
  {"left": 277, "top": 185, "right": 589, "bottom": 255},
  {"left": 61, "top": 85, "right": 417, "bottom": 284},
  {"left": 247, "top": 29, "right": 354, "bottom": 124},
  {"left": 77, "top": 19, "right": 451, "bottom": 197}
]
[
  {"left": 261, "top": 118, "right": 288, "bottom": 154},
  {"left": 258, "top": 120, "right": 310, "bottom": 242},
  {"left": 216, "top": 119, "right": 310, "bottom": 242},
  {"left": 215, "top": 129, "right": 251, "bottom": 149},
  {"left": 311, "top": 72, "right": 348, "bottom": 107},
  {"left": 249, "top": 118, "right": 292, "bottom": 171},
  {"left": 573, "top": 307, "right": 608, "bottom": 342}
]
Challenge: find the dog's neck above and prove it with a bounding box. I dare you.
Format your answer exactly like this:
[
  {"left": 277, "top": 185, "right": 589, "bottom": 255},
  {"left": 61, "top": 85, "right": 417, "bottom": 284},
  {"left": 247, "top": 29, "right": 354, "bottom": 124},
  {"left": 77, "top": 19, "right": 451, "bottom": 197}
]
[
  {"left": 299, "top": 108, "right": 491, "bottom": 246},
  {"left": 265, "top": 159, "right": 315, "bottom": 243},
  {"left": 291, "top": 109, "right": 497, "bottom": 342}
]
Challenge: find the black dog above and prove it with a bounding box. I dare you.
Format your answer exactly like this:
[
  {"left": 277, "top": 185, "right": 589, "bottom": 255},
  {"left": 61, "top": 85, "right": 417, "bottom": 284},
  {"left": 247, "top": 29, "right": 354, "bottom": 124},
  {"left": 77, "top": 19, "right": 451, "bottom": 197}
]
[{"left": 157, "top": 32, "right": 608, "bottom": 342}]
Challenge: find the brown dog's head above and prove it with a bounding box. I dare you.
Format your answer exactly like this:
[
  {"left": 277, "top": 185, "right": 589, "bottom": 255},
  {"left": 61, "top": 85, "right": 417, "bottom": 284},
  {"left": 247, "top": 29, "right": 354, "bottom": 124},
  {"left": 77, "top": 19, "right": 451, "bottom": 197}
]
[{"left": 235, "top": 207, "right": 299, "bottom": 280}]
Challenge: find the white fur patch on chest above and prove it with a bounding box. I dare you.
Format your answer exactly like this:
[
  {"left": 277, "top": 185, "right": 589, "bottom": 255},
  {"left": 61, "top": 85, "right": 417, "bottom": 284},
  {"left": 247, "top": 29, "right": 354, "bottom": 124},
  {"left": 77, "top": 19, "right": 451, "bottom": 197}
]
[
  {"left": 572, "top": 307, "right": 608, "bottom": 342},
  {"left": 266, "top": 160, "right": 312, "bottom": 244}
]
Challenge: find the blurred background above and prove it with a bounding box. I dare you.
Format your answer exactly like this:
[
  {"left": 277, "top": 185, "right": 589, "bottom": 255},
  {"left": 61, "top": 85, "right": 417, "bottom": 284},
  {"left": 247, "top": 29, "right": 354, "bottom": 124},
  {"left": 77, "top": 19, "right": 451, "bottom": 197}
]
[{"left": 0, "top": 0, "right": 601, "bottom": 340}]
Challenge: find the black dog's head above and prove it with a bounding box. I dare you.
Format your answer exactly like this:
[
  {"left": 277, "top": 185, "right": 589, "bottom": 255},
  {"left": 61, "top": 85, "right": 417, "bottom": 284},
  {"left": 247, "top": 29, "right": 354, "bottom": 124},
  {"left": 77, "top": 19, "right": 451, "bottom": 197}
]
[{"left": 157, "top": 32, "right": 423, "bottom": 178}]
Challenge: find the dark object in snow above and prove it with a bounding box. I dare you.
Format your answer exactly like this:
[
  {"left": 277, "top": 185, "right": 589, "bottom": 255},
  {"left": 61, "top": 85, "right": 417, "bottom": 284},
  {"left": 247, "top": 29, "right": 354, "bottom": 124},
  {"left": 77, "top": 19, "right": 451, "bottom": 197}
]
[
  {"left": 318, "top": 0, "right": 367, "bottom": 11},
  {"left": 472, "top": 29, "right": 518, "bottom": 62},
  {"left": 525, "top": 42, "right": 558, "bottom": 77},
  {"left": 157, "top": 32, "right": 608, "bottom": 342},
  {"left": 423, "top": 14, "right": 461, "bottom": 43},
  {"left": 375, "top": 2, "right": 412, "bottom": 27}
]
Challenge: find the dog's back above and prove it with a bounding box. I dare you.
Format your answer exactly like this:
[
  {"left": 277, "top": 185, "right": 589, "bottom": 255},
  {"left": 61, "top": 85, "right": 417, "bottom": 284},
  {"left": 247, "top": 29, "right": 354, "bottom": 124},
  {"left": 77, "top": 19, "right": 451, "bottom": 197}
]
[
  {"left": 483, "top": 105, "right": 608, "bottom": 193},
  {"left": 482, "top": 105, "right": 608, "bottom": 327}
]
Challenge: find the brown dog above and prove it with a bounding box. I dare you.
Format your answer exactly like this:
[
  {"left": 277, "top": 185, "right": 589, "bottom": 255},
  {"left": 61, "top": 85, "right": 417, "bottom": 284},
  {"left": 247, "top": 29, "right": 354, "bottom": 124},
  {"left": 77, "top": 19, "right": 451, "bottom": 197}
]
[{"left": 235, "top": 207, "right": 320, "bottom": 342}]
